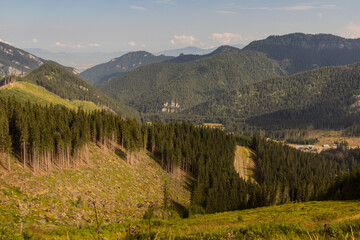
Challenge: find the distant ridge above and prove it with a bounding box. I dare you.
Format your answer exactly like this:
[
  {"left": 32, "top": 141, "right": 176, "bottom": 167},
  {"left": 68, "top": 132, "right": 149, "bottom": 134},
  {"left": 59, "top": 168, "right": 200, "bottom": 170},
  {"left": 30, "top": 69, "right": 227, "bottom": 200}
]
[
  {"left": 167, "top": 45, "right": 239, "bottom": 63},
  {"left": 155, "top": 46, "right": 216, "bottom": 56},
  {"left": 244, "top": 33, "right": 360, "bottom": 73},
  {"left": 80, "top": 51, "right": 173, "bottom": 85}
]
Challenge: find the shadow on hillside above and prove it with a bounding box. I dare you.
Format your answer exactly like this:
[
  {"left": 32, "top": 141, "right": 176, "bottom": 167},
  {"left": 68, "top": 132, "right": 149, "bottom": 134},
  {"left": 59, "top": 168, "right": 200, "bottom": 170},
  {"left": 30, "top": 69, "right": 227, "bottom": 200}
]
[
  {"left": 249, "top": 153, "right": 259, "bottom": 184},
  {"left": 115, "top": 147, "right": 127, "bottom": 159},
  {"left": 184, "top": 174, "right": 195, "bottom": 193},
  {"left": 171, "top": 200, "right": 189, "bottom": 218}
]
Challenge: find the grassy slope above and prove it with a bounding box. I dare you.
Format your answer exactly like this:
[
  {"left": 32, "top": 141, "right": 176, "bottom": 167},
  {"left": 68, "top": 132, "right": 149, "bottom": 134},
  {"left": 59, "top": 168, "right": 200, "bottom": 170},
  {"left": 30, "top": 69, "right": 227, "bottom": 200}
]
[
  {"left": 0, "top": 81, "right": 100, "bottom": 111},
  {"left": 0, "top": 144, "right": 190, "bottom": 238},
  {"left": 233, "top": 146, "right": 255, "bottom": 181}
]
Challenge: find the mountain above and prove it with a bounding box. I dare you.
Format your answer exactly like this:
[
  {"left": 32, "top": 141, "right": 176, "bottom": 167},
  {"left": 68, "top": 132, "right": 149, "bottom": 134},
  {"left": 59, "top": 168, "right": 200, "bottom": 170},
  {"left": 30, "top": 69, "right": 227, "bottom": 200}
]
[
  {"left": 98, "top": 50, "right": 286, "bottom": 113},
  {"left": 25, "top": 48, "right": 126, "bottom": 72},
  {"left": 155, "top": 46, "right": 216, "bottom": 56},
  {"left": 22, "top": 62, "right": 140, "bottom": 119},
  {"left": 244, "top": 33, "right": 360, "bottom": 74},
  {"left": 80, "top": 51, "right": 173, "bottom": 85},
  {"left": 0, "top": 41, "right": 44, "bottom": 78},
  {"left": 167, "top": 45, "right": 239, "bottom": 63},
  {"left": 187, "top": 62, "right": 360, "bottom": 129}
]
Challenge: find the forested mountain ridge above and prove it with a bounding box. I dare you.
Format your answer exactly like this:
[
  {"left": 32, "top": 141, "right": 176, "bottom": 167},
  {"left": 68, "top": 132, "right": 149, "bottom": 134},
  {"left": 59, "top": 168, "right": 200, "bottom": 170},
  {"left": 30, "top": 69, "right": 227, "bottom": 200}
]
[
  {"left": 244, "top": 33, "right": 360, "bottom": 74},
  {"left": 186, "top": 62, "right": 360, "bottom": 130},
  {"left": 22, "top": 61, "right": 140, "bottom": 119},
  {"left": 98, "top": 50, "right": 287, "bottom": 113},
  {"left": 80, "top": 51, "right": 173, "bottom": 85},
  {"left": 0, "top": 41, "right": 44, "bottom": 78}
]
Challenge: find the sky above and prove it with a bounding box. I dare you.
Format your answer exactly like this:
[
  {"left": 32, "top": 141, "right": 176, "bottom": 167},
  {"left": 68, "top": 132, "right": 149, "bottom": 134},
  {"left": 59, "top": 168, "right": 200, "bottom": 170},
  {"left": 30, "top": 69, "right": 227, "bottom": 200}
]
[{"left": 1, "top": 0, "right": 360, "bottom": 53}]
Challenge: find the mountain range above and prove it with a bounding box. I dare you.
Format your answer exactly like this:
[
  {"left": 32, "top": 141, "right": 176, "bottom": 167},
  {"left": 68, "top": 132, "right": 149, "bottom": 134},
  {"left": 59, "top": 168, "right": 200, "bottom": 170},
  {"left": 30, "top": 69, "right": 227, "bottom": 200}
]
[
  {"left": 244, "top": 33, "right": 360, "bottom": 74},
  {"left": 97, "top": 49, "right": 286, "bottom": 113}
]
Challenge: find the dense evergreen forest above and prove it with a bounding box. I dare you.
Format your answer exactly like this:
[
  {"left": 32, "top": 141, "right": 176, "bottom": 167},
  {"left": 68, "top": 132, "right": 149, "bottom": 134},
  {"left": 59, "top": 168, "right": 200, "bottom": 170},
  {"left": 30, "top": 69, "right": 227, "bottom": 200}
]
[
  {"left": 185, "top": 62, "right": 360, "bottom": 132},
  {"left": 1, "top": 97, "right": 359, "bottom": 215},
  {"left": 98, "top": 50, "right": 286, "bottom": 113}
]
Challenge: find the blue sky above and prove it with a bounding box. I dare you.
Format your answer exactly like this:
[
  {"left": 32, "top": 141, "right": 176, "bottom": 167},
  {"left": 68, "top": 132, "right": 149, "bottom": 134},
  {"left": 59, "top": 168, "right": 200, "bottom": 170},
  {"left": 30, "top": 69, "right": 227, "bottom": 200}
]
[{"left": 1, "top": 0, "right": 360, "bottom": 53}]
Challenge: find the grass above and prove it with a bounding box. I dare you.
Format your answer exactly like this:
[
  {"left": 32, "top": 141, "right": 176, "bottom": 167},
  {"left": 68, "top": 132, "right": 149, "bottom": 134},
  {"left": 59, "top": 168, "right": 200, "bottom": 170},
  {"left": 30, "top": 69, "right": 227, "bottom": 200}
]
[
  {"left": 0, "top": 81, "right": 100, "bottom": 112},
  {"left": 1, "top": 142, "right": 359, "bottom": 239}
]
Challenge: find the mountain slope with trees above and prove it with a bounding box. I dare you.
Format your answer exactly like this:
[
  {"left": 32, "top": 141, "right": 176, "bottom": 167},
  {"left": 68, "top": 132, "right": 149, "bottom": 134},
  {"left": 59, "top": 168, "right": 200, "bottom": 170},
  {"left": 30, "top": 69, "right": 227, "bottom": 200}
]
[
  {"left": 244, "top": 33, "right": 360, "bottom": 74},
  {"left": 22, "top": 62, "right": 140, "bottom": 119},
  {"left": 80, "top": 51, "right": 173, "bottom": 85},
  {"left": 187, "top": 62, "right": 360, "bottom": 130},
  {"left": 98, "top": 50, "right": 286, "bottom": 113}
]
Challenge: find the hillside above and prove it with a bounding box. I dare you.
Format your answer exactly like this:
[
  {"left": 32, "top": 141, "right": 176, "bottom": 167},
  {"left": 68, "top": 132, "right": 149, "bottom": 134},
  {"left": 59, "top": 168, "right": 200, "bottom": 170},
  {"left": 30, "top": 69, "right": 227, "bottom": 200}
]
[
  {"left": 187, "top": 62, "right": 360, "bottom": 129},
  {"left": 244, "top": 33, "right": 360, "bottom": 74},
  {"left": 0, "top": 41, "right": 44, "bottom": 78},
  {"left": 80, "top": 51, "right": 173, "bottom": 85},
  {"left": 23, "top": 61, "right": 140, "bottom": 119},
  {"left": 0, "top": 81, "right": 100, "bottom": 112},
  {"left": 98, "top": 50, "right": 286, "bottom": 113},
  {"left": 0, "top": 143, "right": 190, "bottom": 236}
]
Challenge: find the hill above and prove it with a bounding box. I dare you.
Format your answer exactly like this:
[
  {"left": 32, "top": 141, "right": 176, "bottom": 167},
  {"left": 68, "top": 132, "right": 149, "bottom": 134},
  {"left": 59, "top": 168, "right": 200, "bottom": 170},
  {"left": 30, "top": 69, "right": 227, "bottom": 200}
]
[
  {"left": 187, "top": 62, "right": 360, "bottom": 130},
  {"left": 98, "top": 50, "right": 286, "bottom": 113},
  {"left": 0, "top": 41, "right": 44, "bottom": 78},
  {"left": 80, "top": 51, "right": 173, "bottom": 85},
  {"left": 22, "top": 61, "right": 140, "bottom": 119},
  {"left": 244, "top": 33, "right": 360, "bottom": 74}
]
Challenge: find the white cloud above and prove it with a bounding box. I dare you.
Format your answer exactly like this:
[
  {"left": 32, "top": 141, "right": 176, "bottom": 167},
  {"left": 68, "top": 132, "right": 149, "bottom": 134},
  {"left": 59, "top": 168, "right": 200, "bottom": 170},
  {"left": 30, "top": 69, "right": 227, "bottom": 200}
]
[
  {"left": 89, "top": 43, "right": 101, "bottom": 47},
  {"left": 129, "top": 41, "right": 136, "bottom": 47},
  {"left": 130, "top": 5, "right": 147, "bottom": 11},
  {"left": 212, "top": 33, "right": 242, "bottom": 44},
  {"left": 218, "top": 10, "right": 238, "bottom": 16},
  {"left": 55, "top": 41, "right": 86, "bottom": 48},
  {"left": 318, "top": 12, "right": 323, "bottom": 19},
  {"left": 170, "top": 35, "right": 197, "bottom": 46},
  {"left": 32, "top": 38, "right": 38, "bottom": 43},
  {"left": 343, "top": 22, "right": 360, "bottom": 38},
  {"left": 237, "top": 4, "right": 338, "bottom": 11},
  {"left": 155, "top": 0, "right": 172, "bottom": 4}
]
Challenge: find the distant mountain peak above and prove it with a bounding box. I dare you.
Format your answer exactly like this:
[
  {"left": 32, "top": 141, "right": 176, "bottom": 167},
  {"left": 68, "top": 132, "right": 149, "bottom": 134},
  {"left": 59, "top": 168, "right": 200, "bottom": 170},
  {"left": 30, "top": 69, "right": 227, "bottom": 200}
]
[
  {"left": 80, "top": 51, "right": 173, "bottom": 85},
  {"left": 244, "top": 32, "right": 360, "bottom": 73},
  {"left": 0, "top": 41, "right": 44, "bottom": 78}
]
